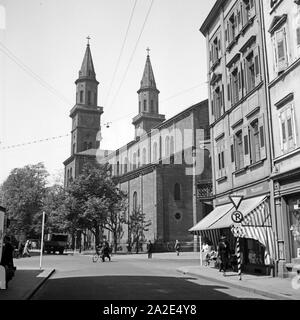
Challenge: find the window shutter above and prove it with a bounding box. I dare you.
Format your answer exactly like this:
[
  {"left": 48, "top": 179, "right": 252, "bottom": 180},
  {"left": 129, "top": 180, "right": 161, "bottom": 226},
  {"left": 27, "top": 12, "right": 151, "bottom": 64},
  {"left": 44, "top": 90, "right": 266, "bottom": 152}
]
[
  {"left": 249, "top": 0, "right": 256, "bottom": 19},
  {"left": 227, "top": 82, "right": 231, "bottom": 103},
  {"left": 230, "top": 135, "right": 236, "bottom": 172},
  {"left": 215, "top": 145, "right": 220, "bottom": 179},
  {"left": 275, "top": 28, "right": 288, "bottom": 72},
  {"left": 279, "top": 110, "right": 287, "bottom": 152},
  {"left": 211, "top": 90, "right": 214, "bottom": 117},
  {"left": 237, "top": 4, "right": 242, "bottom": 33},
  {"left": 258, "top": 114, "right": 266, "bottom": 160},
  {"left": 225, "top": 23, "right": 229, "bottom": 48},
  {"left": 243, "top": 125, "right": 250, "bottom": 166},
  {"left": 238, "top": 63, "right": 243, "bottom": 100},
  {"left": 291, "top": 103, "right": 298, "bottom": 147},
  {"left": 254, "top": 46, "right": 261, "bottom": 86}
]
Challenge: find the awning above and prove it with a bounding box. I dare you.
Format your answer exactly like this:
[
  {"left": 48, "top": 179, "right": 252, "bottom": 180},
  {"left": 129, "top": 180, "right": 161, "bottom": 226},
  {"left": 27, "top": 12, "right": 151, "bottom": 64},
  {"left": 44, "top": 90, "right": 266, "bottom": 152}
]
[
  {"left": 189, "top": 195, "right": 276, "bottom": 264},
  {"left": 189, "top": 202, "right": 234, "bottom": 234}
]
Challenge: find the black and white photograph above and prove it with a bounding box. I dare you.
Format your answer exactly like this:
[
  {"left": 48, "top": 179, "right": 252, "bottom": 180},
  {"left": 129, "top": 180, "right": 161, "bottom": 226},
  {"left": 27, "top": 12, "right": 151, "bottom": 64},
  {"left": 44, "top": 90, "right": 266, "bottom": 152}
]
[{"left": 0, "top": 0, "right": 300, "bottom": 316}]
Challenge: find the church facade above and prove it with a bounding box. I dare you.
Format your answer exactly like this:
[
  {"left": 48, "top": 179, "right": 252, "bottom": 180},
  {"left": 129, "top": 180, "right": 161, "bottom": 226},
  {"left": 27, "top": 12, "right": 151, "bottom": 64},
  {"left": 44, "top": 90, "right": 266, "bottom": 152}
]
[
  {"left": 64, "top": 43, "right": 212, "bottom": 251},
  {"left": 100, "top": 52, "right": 213, "bottom": 251}
]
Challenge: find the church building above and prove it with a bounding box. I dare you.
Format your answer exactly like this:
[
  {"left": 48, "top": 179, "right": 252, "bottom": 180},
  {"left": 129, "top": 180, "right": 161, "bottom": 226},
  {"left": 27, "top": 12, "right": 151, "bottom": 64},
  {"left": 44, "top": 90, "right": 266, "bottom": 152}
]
[{"left": 101, "top": 50, "right": 213, "bottom": 252}]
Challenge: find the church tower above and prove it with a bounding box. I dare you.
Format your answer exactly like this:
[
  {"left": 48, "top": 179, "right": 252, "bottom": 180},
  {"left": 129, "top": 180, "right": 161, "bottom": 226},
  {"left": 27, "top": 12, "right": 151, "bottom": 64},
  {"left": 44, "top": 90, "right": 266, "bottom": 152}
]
[
  {"left": 64, "top": 39, "right": 103, "bottom": 186},
  {"left": 132, "top": 49, "right": 165, "bottom": 138}
]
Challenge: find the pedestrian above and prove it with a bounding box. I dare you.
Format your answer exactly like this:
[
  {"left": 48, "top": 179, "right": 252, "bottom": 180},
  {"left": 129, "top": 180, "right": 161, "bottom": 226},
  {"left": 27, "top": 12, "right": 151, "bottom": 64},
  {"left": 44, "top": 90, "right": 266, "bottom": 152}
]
[
  {"left": 202, "top": 241, "right": 212, "bottom": 266},
  {"left": 17, "top": 241, "right": 24, "bottom": 259},
  {"left": 147, "top": 240, "right": 153, "bottom": 259},
  {"left": 174, "top": 240, "right": 181, "bottom": 256},
  {"left": 218, "top": 235, "right": 231, "bottom": 276},
  {"left": 0, "top": 235, "right": 16, "bottom": 288},
  {"left": 102, "top": 241, "right": 111, "bottom": 262},
  {"left": 22, "top": 239, "right": 31, "bottom": 257}
]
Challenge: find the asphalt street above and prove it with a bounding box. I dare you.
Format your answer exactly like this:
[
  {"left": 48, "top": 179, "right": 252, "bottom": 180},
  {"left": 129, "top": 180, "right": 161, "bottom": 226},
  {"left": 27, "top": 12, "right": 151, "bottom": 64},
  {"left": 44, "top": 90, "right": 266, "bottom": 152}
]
[{"left": 14, "top": 253, "right": 270, "bottom": 300}]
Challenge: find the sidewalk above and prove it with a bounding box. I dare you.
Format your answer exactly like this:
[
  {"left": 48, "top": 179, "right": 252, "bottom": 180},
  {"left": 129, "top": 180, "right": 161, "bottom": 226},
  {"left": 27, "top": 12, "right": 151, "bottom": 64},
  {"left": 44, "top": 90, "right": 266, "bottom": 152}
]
[
  {"left": 176, "top": 264, "right": 300, "bottom": 300},
  {"left": 0, "top": 268, "right": 55, "bottom": 300}
]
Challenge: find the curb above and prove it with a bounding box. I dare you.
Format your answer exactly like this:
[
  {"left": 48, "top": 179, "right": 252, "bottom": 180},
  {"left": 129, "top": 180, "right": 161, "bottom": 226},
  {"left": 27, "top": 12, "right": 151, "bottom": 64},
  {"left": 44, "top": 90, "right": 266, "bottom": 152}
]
[
  {"left": 25, "top": 269, "right": 56, "bottom": 300},
  {"left": 176, "top": 268, "right": 295, "bottom": 300}
]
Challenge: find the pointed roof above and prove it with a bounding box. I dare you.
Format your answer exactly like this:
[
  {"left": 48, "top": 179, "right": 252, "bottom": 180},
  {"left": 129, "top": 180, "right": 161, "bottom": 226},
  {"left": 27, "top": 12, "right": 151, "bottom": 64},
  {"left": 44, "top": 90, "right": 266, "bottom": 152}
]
[
  {"left": 78, "top": 43, "right": 96, "bottom": 80},
  {"left": 139, "top": 52, "right": 158, "bottom": 91}
]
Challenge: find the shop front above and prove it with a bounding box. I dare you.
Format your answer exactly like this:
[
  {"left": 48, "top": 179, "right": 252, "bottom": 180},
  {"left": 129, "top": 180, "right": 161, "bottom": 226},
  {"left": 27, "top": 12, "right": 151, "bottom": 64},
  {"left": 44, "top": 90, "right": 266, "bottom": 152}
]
[
  {"left": 273, "top": 171, "right": 300, "bottom": 276},
  {"left": 189, "top": 195, "right": 276, "bottom": 276}
]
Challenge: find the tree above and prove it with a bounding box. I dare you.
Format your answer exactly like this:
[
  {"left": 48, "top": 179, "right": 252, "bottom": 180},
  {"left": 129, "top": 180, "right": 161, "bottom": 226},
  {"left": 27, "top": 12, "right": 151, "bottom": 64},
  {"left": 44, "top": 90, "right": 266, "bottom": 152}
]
[
  {"left": 127, "top": 206, "right": 151, "bottom": 254},
  {"left": 65, "top": 162, "right": 127, "bottom": 249},
  {"left": 1, "top": 162, "right": 49, "bottom": 239}
]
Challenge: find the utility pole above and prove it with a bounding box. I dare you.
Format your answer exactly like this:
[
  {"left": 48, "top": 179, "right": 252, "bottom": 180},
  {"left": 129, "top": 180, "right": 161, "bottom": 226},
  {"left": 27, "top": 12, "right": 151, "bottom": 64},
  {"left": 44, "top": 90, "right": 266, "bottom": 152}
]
[{"left": 39, "top": 211, "right": 45, "bottom": 270}]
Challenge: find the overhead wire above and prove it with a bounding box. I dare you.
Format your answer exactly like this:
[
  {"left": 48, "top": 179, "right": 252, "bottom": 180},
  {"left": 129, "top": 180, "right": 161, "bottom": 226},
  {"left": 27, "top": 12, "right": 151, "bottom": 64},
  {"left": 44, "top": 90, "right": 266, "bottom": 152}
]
[
  {"left": 103, "top": 0, "right": 138, "bottom": 107},
  {"left": 0, "top": 41, "right": 72, "bottom": 106},
  {"left": 107, "top": 0, "right": 155, "bottom": 110}
]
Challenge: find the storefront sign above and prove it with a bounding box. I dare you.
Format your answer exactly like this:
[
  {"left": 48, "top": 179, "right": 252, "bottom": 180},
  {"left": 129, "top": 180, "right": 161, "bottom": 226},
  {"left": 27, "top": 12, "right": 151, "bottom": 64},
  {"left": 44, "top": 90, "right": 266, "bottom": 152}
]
[{"left": 215, "top": 181, "right": 269, "bottom": 206}]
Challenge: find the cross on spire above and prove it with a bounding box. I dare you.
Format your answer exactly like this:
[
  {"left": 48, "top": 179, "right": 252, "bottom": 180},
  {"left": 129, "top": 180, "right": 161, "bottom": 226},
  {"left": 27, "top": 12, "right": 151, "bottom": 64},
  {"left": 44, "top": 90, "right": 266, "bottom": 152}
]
[
  {"left": 146, "top": 47, "right": 150, "bottom": 56},
  {"left": 86, "top": 36, "right": 91, "bottom": 45}
]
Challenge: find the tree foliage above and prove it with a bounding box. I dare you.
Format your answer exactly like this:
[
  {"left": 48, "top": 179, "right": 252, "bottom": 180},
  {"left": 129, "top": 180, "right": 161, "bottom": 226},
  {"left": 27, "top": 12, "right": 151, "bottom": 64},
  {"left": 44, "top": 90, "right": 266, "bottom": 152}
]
[
  {"left": 65, "top": 162, "right": 127, "bottom": 248},
  {"left": 127, "top": 206, "right": 151, "bottom": 254},
  {"left": 1, "top": 163, "right": 49, "bottom": 238}
]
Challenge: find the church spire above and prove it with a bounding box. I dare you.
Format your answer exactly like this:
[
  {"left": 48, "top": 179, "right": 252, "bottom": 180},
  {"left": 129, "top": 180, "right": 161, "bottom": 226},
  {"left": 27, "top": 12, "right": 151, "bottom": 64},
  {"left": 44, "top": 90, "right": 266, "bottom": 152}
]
[
  {"left": 139, "top": 48, "right": 158, "bottom": 91},
  {"left": 78, "top": 37, "right": 96, "bottom": 80}
]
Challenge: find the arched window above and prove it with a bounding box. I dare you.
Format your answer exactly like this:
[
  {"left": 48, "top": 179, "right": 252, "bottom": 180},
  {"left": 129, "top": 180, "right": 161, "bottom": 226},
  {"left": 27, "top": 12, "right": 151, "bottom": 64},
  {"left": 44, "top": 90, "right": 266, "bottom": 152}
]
[
  {"left": 117, "top": 161, "right": 120, "bottom": 176},
  {"left": 170, "top": 136, "right": 175, "bottom": 155},
  {"left": 153, "top": 142, "right": 158, "bottom": 161},
  {"left": 133, "top": 153, "right": 137, "bottom": 170},
  {"left": 133, "top": 192, "right": 138, "bottom": 212},
  {"left": 174, "top": 183, "right": 181, "bottom": 200},
  {"left": 165, "top": 136, "right": 170, "bottom": 157},
  {"left": 142, "top": 148, "right": 147, "bottom": 165},
  {"left": 124, "top": 157, "right": 128, "bottom": 174}
]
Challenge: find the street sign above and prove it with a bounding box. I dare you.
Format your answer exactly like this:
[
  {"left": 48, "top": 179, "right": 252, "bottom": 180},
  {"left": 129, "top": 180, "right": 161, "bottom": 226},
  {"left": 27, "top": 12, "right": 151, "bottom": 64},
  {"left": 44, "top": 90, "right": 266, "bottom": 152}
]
[
  {"left": 229, "top": 195, "right": 243, "bottom": 210},
  {"left": 231, "top": 210, "right": 244, "bottom": 223}
]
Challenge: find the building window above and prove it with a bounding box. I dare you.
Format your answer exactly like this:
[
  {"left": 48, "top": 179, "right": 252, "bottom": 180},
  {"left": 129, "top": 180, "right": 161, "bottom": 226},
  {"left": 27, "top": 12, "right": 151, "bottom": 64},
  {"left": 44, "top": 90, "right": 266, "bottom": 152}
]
[
  {"left": 235, "top": 131, "right": 244, "bottom": 170},
  {"left": 139, "top": 101, "right": 141, "bottom": 113},
  {"left": 143, "top": 100, "right": 147, "bottom": 111},
  {"left": 212, "top": 85, "right": 223, "bottom": 120},
  {"left": 216, "top": 139, "right": 226, "bottom": 178},
  {"left": 272, "top": 26, "right": 288, "bottom": 74},
  {"left": 116, "top": 161, "right": 120, "bottom": 176},
  {"left": 242, "top": 0, "right": 255, "bottom": 25},
  {"left": 133, "top": 153, "right": 137, "bottom": 170},
  {"left": 231, "top": 68, "right": 239, "bottom": 105},
  {"left": 150, "top": 100, "right": 154, "bottom": 113},
  {"left": 124, "top": 157, "right": 128, "bottom": 174},
  {"left": 229, "top": 13, "right": 236, "bottom": 43},
  {"left": 210, "top": 34, "right": 221, "bottom": 67},
  {"left": 153, "top": 142, "right": 158, "bottom": 161},
  {"left": 142, "top": 148, "right": 147, "bottom": 165},
  {"left": 87, "top": 91, "right": 91, "bottom": 105},
  {"left": 165, "top": 136, "right": 170, "bottom": 158},
  {"left": 174, "top": 183, "right": 181, "bottom": 200},
  {"left": 245, "top": 51, "right": 255, "bottom": 92},
  {"left": 279, "top": 103, "right": 297, "bottom": 153},
  {"left": 80, "top": 90, "right": 83, "bottom": 103},
  {"left": 250, "top": 120, "right": 260, "bottom": 163}
]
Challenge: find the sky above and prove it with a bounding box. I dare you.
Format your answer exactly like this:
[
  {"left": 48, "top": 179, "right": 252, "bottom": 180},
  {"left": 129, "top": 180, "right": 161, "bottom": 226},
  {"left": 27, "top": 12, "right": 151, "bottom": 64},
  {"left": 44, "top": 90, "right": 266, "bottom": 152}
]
[{"left": 0, "top": 0, "right": 215, "bottom": 185}]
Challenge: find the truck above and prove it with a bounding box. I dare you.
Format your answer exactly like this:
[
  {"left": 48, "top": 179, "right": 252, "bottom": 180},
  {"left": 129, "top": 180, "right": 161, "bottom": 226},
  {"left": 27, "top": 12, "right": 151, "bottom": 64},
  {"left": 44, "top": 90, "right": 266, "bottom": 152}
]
[{"left": 44, "top": 233, "right": 68, "bottom": 255}]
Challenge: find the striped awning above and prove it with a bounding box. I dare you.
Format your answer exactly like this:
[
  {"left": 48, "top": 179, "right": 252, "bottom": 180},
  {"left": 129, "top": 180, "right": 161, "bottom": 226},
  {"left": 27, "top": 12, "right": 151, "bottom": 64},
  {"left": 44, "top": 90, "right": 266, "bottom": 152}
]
[
  {"left": 231, "top": 199, "right": 276, "bottom": 264},
  {"left": 189, "top": 195, "right": 276, "bottom": 265}
]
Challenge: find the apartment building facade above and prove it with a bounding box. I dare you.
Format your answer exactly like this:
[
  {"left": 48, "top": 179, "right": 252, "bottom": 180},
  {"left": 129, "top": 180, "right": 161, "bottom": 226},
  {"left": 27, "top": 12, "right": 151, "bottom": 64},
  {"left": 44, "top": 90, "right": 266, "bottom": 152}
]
[
  {"left": 263, "top": 0, "right": 300, "bottom": 276},
  {"left": 195, "top": 0, "right": 276, "bottom": 275}
]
